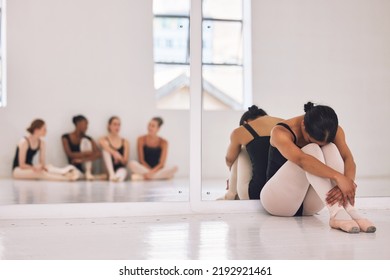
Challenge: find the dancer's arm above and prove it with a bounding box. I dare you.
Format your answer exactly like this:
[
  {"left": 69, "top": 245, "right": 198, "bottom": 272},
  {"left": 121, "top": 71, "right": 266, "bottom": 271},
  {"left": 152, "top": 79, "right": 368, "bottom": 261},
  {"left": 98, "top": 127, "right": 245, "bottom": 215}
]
[
  {"left": 99, "top": 137, "right": 124, "bottom": 162},
  {"left": 148, "top": 139, "right": 168, "bottom": 174},
  {"left": 122, "top": 139, "right": 130, "bottom": 165},
  {"left": 83, "top": 139, "right": 101, "bottom": 161},
  {"left": 271, "top": 126, "right": 356, "bottom": 205},
  {"left": 137, "top": 136, "right": 151, "bottom": 169},
  {"left": 62, "top": 136, "right": 92, "bottom": 160},
  {"left": 333, "top": 127, "right": 356, "bottom": 181},
  {"left": 17, "top": 139, "right": 42, "bottom": 172},
  {"left": 39, "top": 140, "right": 47, "bottom": 169},
  {"left": 70, "top": 139, "right": 101, "bottom": 163},
  {"left": 225, "top": 129, "right": 242, "bottom": 169},
  {"left": 326, "top": 127, "right": 356, "bottom": 206}
]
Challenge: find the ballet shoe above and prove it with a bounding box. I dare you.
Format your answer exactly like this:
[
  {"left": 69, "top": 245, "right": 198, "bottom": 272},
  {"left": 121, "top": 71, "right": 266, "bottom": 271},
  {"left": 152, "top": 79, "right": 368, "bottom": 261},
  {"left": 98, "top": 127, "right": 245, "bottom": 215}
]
[
  {"left": 225, "top": 192, "right": 238, "bottom": 200},
  {"left": 85, "top": 172, "right": 95, "bottom": 181},
  {"left": 94, "top": 173, "right": 108, "bottom": 181},
  {"left": 329, "top": 218, "right": 360, "bottom": 233},
  {"left": 109, "top": 175, "right": 120, "bottom": 182},
  {"left": 131, "top": 174, "right": 144, "bottom": 181},
  {"left": 66, "top": 170, "right": 80, "bottom": 181},
  {"left": 354, "top": 219, "right": 376, "bottom": 233}
]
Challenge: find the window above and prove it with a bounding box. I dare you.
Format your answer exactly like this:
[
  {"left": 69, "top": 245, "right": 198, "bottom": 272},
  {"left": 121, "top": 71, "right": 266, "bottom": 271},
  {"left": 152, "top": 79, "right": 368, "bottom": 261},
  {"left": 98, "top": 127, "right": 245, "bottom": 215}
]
[
  {"left": 153, "top": 0, "right": 251, "bottom": 110},
  {"left": 202, "top": 0, "right": 251, "bottom": 110},
  {"left": 153, "top": 0, "right": 191, "bottom": 110}
]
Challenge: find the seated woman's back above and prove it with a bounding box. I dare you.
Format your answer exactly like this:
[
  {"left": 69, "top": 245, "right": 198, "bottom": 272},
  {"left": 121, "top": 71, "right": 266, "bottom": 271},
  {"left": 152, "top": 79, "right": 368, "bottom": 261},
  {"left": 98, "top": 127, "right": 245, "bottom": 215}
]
[{"left": 227, "top": 106, "right": 283, "bottom": 199}]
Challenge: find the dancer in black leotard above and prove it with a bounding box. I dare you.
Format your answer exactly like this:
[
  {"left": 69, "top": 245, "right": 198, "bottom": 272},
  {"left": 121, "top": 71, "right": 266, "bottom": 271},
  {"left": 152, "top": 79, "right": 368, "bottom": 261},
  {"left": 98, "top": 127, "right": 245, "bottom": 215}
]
[
  {"left": 61, "top": 115, "right": 104, "bottom": 180},
  {"left": 260, "top": 102, "right": 376, "bottom": 233},
  {"left": 13, "top": 119, "right": 80, "bottom": 181},
  {"left": 129, "top": 117, "right": 177, "bottom": 180},
  {"left": 99, "top": 116, "right": 129, "bottom": 182},
  {"left": 220, "top": 106, "right": 283, "bottom": 200}
]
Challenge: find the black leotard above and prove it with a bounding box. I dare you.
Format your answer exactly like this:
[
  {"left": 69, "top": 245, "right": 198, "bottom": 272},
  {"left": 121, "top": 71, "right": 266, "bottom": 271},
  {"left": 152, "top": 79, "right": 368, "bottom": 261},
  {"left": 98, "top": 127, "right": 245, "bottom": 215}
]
[
  {"left": 143, "top": 139, "right": 162, "bottom": 168},
  {"left": 107, "top": 137, "right": 125, "bottom": 171},
  {"left": 61, "top": 133, "right": 92, "bottom": 171},
  {"left": 243, "top": 123, "right": 271, "bottom": 200},
  {"left": 266, "top": 123, "right": 304, "bottom": 216},
  {"left": 12, "top": 137, "right": 40, "bottom": 170}
]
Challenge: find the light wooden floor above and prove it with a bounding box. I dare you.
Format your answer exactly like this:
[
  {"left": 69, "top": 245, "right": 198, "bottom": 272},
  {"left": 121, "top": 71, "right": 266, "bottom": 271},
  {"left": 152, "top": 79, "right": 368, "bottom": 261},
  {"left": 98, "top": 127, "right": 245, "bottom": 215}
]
[
  {"left": 0, "top": 207, "right": 388, "bottom": 260},
  {"left": 0, "top": 178, "right": 189, "bottom": 204},
  {"left": 1, "top": 177, "right": 388, "bottom": 204},
  {"left": 0, "top": 179, "right": 388, "bottom": 260}
]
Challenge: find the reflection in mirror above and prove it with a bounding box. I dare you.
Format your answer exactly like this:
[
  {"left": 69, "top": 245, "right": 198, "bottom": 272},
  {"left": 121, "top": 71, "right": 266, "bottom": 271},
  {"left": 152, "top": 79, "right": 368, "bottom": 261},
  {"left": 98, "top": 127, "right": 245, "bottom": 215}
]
[
  {"left": 0, "top": 0, "right": 189, "bottom": 206},
  {"left": 154, "top": 0, "right": 191, "bottom": 110},
  {"left": 201, "top": 0, "right": 390, "bottom": 201},
  {"left": 201, "top": 0, "right": 251, "bottom": 200}
]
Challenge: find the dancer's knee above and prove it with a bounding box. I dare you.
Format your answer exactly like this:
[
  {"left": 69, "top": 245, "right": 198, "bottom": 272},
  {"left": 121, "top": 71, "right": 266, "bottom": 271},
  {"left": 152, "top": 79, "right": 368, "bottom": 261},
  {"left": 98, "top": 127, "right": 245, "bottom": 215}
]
[
  {"left": 321, "top": 142, "right": 339, "bottom": 156},
  {"left": 301, "top": 143, "right": 324, "bottom": 160},
  {"left": 80, "top": 138, "right": 92, "bottom": 151}
]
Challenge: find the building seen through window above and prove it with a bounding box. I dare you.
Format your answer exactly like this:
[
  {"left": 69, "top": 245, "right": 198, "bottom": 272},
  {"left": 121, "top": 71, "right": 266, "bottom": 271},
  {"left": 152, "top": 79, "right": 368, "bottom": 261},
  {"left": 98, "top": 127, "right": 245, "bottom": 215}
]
[{"left": 153, "top": 0, "right": 250, "bottom": 110}]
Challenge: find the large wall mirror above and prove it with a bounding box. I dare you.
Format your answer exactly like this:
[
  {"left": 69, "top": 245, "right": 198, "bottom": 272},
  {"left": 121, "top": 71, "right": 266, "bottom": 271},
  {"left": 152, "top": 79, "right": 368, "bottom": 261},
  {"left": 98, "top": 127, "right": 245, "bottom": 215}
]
[
  {"left": 0, "top": 0, "right": 389, "bottom": 217},
  {"left": 0, "top": 0, "right": 190, "bottom": 209},
  {"left": 201, "top": 0, "right": 390, "bottom": 202}
]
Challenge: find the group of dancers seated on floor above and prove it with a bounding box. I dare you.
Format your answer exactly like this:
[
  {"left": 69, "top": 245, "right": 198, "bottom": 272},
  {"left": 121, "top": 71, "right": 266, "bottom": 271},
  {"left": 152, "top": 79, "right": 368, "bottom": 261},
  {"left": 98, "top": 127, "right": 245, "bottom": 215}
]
[
  {"left": 11, "top": 101, "right": 376, "bottom": 234},
  {"left": 12, "top": 115, "right": 178, "bottom": 183},
  {"left": 220, "top": 101, "right": 376, "bottom": 234}
]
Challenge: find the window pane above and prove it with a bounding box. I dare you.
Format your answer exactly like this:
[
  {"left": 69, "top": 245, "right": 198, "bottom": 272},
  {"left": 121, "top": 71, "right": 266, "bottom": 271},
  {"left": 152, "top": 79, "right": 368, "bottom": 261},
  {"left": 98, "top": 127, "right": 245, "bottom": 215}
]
[
  {"left": 203, "top": 0, "right": 242, "bottom": 20},
  {"left": 202, "top": 20, "right": 243, "bottom": 65},
  {"left": 155, "top": 64, "right": 190, "bottom": 109},
  {"left": 202, "top": 65, "right": 243, "bottom": 110},
  {"left": 153, "top": 17, "right": 189, "bottom": 63},
  {"left": 153, "top": 0, "right": 190, "bottom": 16}
]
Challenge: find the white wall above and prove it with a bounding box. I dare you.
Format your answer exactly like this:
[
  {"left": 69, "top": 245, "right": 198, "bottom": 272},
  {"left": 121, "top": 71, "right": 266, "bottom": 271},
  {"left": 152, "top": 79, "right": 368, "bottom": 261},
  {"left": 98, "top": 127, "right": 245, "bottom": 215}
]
[
  {"left": 1, "top": 0, "right": 389, "bottom": 180},
  {"left": 202, "top": 0, "right": 390, "bottom": 179},
  {"left": 0, "top": 0, "right": 190, "bottom": 177}
]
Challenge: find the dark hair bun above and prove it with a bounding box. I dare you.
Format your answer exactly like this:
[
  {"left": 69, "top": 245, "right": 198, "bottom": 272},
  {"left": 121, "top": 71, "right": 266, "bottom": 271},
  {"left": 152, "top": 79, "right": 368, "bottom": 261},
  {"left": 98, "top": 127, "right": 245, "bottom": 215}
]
[
  {"left": 304, "top": 102, "right": 315, "bottom": 113},
  {"left": 248, "top": 105, "right": 259, "bottom": 114}
]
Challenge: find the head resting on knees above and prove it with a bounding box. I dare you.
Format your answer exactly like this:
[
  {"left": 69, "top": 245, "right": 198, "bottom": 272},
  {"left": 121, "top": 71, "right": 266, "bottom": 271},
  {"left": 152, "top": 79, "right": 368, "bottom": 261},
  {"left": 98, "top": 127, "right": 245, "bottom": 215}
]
[
  {"left": 27, "top": 119, "right": 46, "bottom": 137},
  {"left": 72, "top": 115, "right": 88, "bottom": 134},
  {"left": 239, "top": 105, "right": 267, "bottom": 126},
  {"left": 303, "top": 102, "right": 338, "bottom": 144}
]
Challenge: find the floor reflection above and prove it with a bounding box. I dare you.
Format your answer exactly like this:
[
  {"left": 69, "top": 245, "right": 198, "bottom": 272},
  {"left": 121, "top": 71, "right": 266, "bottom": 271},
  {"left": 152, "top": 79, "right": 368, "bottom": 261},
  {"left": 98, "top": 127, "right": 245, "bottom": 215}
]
[
  {"left": 0, "top": 179, "right": 189, "bottom": 204},
  {"left": 202, "top": 178, "right": 390, "bottom": 200},
  {"left": 0, "top": 208, "right": 388, "bottom": 259}
]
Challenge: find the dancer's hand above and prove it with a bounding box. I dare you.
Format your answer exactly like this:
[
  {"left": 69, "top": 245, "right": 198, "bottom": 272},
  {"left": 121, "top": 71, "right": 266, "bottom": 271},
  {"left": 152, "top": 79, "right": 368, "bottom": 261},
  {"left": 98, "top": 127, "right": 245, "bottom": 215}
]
[
  {"left": 72, "top": 158, "right": 83, "bottom": 164},
  {"left": 112, "top": 151, "right": 123, "bottom": 163},
  {"left": 33, "top": 165, "right": 44, "bottom": 173},
  {"left": 335, "top": 174, "right": 357, "bottom": 206},
  {"left": 326, "top": 186, "right": 345, "bottom": 206}
]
